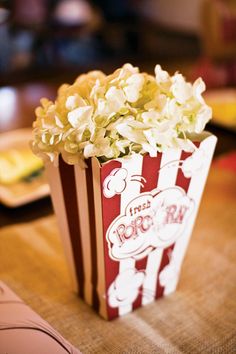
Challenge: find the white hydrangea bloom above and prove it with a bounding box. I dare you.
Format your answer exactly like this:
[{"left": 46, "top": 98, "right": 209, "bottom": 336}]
[
  {"left": 68, "top": 106, "right": 93, "bottom": 128},
  {"left": 32, "top": 64, "right": 212, "bottom": 164},
  {"left": 155, "top": 64, "right": 170, "bottom": 84},
  {"left": 66, "top": 94, "right": 87, "bottom": 110},
  {"left": 123, "top": 73, "right": 144, "bottom": 103},
  {"left": 105, "top": 86, "right": 126, "bottom": 113},
  {"left": 171, "top": 73, "right": 192, "bottom": 104}
]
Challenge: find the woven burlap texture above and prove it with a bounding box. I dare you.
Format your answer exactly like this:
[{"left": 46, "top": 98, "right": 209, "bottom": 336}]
[{"left": 0, "top": 169, "right": 235, "bottom": 353}]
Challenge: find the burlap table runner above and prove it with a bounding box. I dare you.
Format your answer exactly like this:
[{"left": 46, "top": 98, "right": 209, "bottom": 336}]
[{"left": 0, "top": 168, "right": 235, "bottom": 353}]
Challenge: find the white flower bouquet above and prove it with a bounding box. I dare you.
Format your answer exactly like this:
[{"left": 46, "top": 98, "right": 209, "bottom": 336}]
[
  {"left": 32, "top": 64, "right": 217, "bottom": 320},
  {"left": 32, "top": 64, "right": 212, "bottom": 165}
]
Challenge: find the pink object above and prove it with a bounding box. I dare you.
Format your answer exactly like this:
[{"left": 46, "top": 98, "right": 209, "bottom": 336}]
[
  {"left": 13, "top": 0, "right": 47, "bottom": 25},
  {"left": 53, "top": 0, "right": 93, "bottom": 25},
  {"left": 0, "top": 281, "right": 81, "bottom": 354}
]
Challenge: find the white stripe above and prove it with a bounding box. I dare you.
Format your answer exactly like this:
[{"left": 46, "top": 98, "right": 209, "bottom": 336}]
[
  {"left": 92, "top": 158, "right": 108, "bottom": 319},
  {"left": 163, "top": 135, "right": 217, "bottom": 295},
  {"left": 142, "top": 248, "right": 163, "bottom": 305},
  {"left": 118, "top": 154, "right": 143, "bottom": 316},
  {"left": 157, "top": 149, "right": 182, "bottom": 191},
  {"left": 142, "top": 149, "right": 182, "bottom": 305},
  {"left": 45, "top": 163, "right": 78, "bottom": 292},
  {"left": 74, "top": 165, "right": 92, "bottom": 305}
]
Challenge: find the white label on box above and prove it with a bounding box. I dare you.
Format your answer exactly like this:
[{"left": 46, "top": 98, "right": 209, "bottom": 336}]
[{"left": 106, "top": 187, "right": 195, "bottom": 261}]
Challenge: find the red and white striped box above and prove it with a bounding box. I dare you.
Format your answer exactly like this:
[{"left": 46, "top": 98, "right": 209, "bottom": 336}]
[{"left": 46, "top": 132, "right": 217, "bottom": 320}]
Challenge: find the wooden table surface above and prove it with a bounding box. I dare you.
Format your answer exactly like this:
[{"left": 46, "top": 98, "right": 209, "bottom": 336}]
[
  {"left": 0, "top": 165, "right": 235, "bottom": 353},
  {"left": 0, "top": 82, "right": 236, "bottom": 352}
]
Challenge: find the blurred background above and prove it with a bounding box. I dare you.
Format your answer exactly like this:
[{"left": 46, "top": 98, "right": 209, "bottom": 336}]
[
  {"left": 1, "top": 0, "right": 236, "bottom": 147},
  {"left": 0, "top": 0, "right": 235, "bottom": 219},
  {"left": 0, "top": 0, "right": 235, "bottom": 85}
]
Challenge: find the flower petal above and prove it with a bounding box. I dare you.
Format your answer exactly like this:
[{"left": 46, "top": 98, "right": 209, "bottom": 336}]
[{"left": 68, "top": 106, "right": 93, "bottom": 128}]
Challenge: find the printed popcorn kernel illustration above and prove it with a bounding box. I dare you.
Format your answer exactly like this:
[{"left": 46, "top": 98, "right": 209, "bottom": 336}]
[
  {"left": 155, "top": 147, "right": 207, "bottom": 180},
  {"left": 103, "top": 167, "right": 147, "bottom": 198},
  {"left": 103, "top": 168, "right": 128, "bottom": 198},
  {"left": 181, "top": 148, "right": 207, "bottom": 178},
  {"left": 159, "top": 263, "right": 180, "bottom": 290},
  {"left": 159, "top": 254, "right": 180, "bottom": 289},
  {"left": 108, "top": 269, "right": 145, "bottom": 308}
]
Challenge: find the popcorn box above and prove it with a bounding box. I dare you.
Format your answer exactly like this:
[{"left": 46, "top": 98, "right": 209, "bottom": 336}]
[{"left": 45, "top": 132, "right": 217, "bottom": 320}]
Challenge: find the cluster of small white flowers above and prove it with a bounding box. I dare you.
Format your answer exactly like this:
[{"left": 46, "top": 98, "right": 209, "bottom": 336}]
[{"left": 32, "top": 63, "right": 212, "bottom": 165}]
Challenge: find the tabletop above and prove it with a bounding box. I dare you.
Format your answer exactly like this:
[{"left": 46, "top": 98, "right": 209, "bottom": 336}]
[
  {"left": 0, "top": 164, "right": 235, "bottom": 353},
  {"left": 0, "top": 81, "right": 236, "bottom": 352}
]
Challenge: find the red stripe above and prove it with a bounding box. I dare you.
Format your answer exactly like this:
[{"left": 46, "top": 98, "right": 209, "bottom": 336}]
[
  {"left": 140, "top": 154, "right": 163, "bottom": 193},
  {"left": 101, "top": 160, "right": 122, "bottom": 320},
  {"left": 176, "top": 142, "right": 200, "bottom": 193},
  {"left": 175, "top": 150, "right": 193, "bottom": 193},
  {"left": 85, "top": 159, "right": 99, "bottom": 311},
  {"left": 59, "top": 157, "right": 85, "bottom": 298},
  {"left": 133, "top": 153, "right": 162, "bottom": 310},
  {"left": 155, "top": 143, "right": 200, "bottom": 299}
]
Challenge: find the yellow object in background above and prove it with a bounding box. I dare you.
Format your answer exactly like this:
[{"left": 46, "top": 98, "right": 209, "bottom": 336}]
[
  {"left": 205, "top": 89, "right": 236, "bottom": 131},
  {"left": 0, "top": 147, "right": 44, "bottom": 185},
  {"left": 211, "top": 102, "right": 236, "bottom": 124}
]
